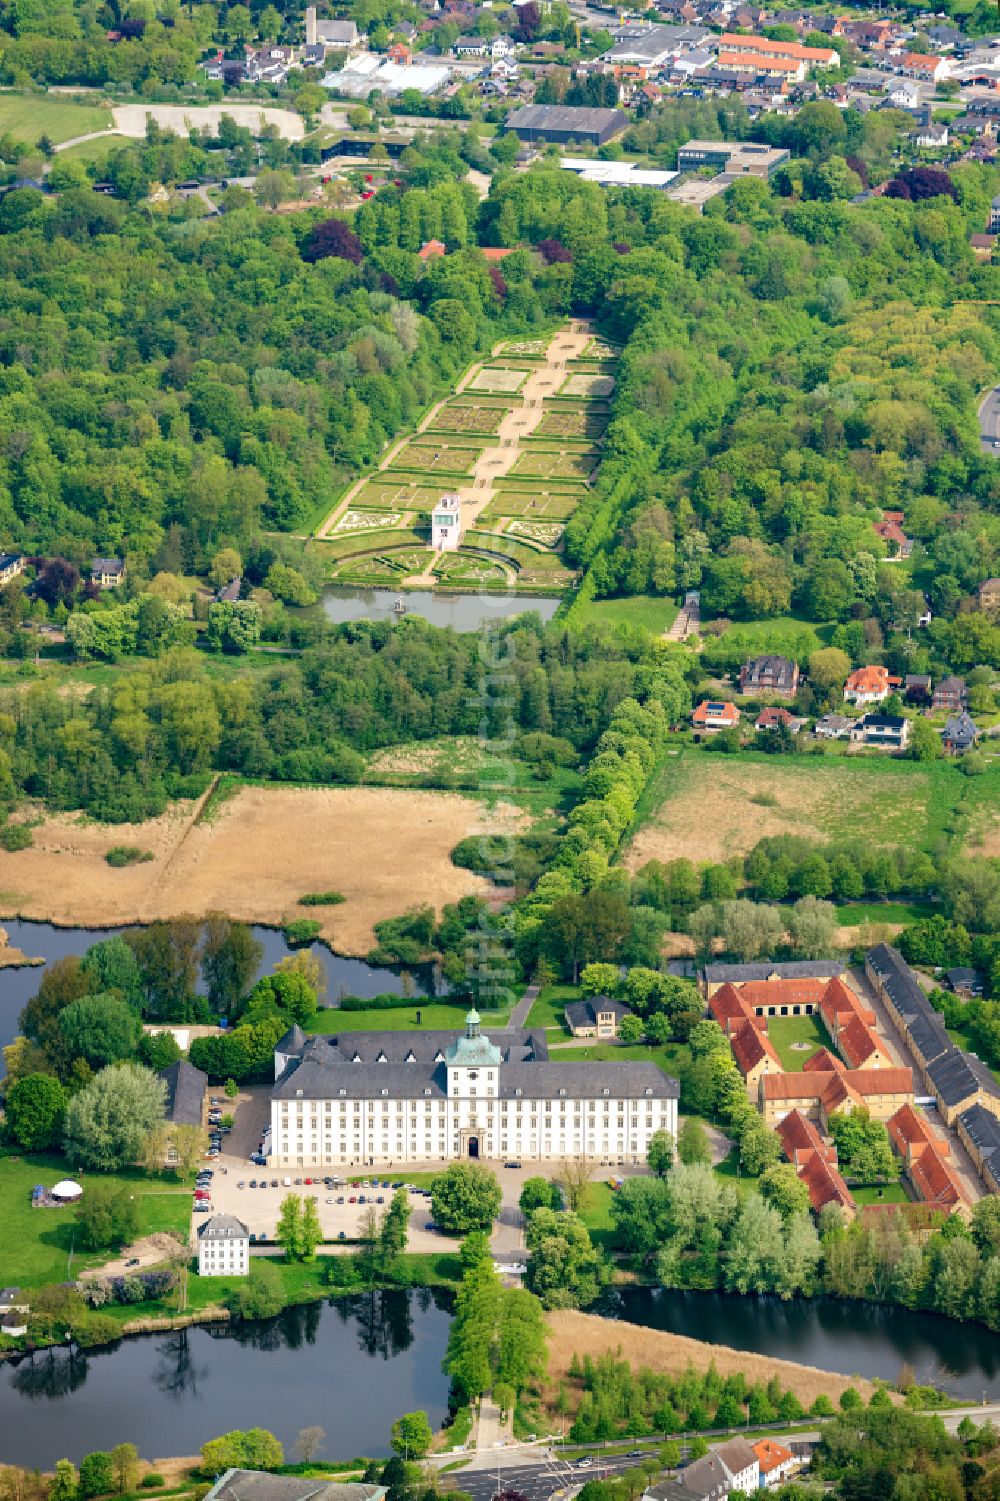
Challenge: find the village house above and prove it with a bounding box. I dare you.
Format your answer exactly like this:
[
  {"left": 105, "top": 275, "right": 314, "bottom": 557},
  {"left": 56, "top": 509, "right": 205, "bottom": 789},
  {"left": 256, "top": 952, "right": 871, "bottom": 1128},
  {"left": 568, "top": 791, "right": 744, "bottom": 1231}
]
[
  {"left": 0, "top": 1287, "right": 29, "bottom": 1338},
  {"left": 738, "top": 653, "right": 799, "bottom": 698},
  {"left": 702, "top": 960, "right": 846, "bottom": 1002},
  {"left": 819, "top": 978, "right": 893, "bottom": 1069},
  {"left": 849, "top": 713, "right": 910, "bottom": 752},
  {"left": 776, "top": 1109, "right": 856, "bottom": 1220},
  {"left": 957, "top": 1104, "right": 1000, "bottom": 1194},
  {"left": 753, "top": 1441, "right": 798, "bottom": 1489},
  {"left": 866, "top": 944, "right": 1000, "bottom": 1130},
  {"left": 691, "top": 699, "right": 740, "bottom": 733},
  {"left": 904, "top": 673, "right": 932, "bottom": 703},
  {"left": 204, "top": 1476, "right": 386, "bottom": 1501},
  {"left": 564, "top": 995, "right": 634, "bottom": 1039},
  {"left": 946, "top": 967, "right": 984, "bottom": 998},
  {"left": 979, "top": 577, "right": 1000, "bottom": 613},
  {"left": 760, "top": 1059, "right": 914, "bottom": 1129},
  {"left": 91, "top": 556, "right": 125, "bottom": 590},
  {"left": 874, "top": 517, "right": 913, "bottom": 557},
  {"left": 843, "top": 664, "right": 897, "bottom": 705},
  {"left": 197, "top": 1214, "right": 250, "bottom": 1277},
  {"left": 754, "top": 705, "right": 804, "bottom": 734},
  {"left": 932, "top": 675, "right": 968, "bottom": 712},
  {"left": 897, "top": 51, "right": 948, "bottom": 82},
  {"left": 813, "top": 712, "right": 853, "bottom": 739},
  {"left": 887, "top": 1102, "right": 970, "bottom": 1217},
  {"left": 0, "top": 552, "right": 24, "bottom": 587},
  {"left": 943, "top": 710, "right": 979, "bottom": 754}
]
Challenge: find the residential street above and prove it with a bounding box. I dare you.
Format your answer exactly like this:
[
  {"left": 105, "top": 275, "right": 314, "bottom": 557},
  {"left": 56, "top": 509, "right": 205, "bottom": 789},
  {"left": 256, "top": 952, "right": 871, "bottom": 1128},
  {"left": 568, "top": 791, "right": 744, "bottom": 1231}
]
[{"left": 978, "top": 386, "right": 1000, "bottom": 453}]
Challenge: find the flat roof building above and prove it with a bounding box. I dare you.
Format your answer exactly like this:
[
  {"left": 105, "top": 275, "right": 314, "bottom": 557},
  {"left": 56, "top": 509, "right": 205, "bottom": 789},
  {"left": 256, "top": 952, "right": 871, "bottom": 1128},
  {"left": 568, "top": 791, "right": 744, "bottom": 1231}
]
[
  {"left": 676, "top": 139, "right": 790, "bottom": 176},
  {"left": 505, "top": 104, "right": 628, "bottom": 146}
]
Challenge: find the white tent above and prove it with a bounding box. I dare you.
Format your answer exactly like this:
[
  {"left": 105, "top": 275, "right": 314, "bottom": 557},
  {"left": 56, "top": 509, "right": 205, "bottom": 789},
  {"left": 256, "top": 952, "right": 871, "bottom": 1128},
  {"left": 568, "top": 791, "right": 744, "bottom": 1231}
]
[{"left": 50, "top": 1179, "right": 83, "bottom": 1202}]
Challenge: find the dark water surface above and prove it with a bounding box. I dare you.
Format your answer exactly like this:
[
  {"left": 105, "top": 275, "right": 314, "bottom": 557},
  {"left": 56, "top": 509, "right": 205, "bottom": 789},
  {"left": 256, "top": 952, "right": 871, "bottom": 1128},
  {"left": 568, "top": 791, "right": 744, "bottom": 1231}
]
[
  {"left": 0, "top": 1290, "right": 453, "bottom": 1468},
  {"left": 0, "top": 918, "right": 434, "bottom": 1059},
  {"left": 597, "top": 1286, "right": 1000, "bottom": 1400}
]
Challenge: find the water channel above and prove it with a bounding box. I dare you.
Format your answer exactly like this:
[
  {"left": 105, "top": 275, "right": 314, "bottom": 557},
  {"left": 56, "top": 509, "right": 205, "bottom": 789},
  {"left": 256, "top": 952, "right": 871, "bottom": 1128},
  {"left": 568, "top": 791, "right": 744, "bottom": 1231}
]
[
  {"left": 597, "top": 1286, "right": 1000, "bottom": 1401},
  {"left": 319, "top": 588, "right": 562, "bottom": 630},
  {"left": 3, "top": 1287, "right": 1000, "bottom": 1470},
  {"left": 0, "top": 919, "right": 439, "bottom": 1061},
  {"left": 0, "top": 1291, "right": 454, "bottom": 1468}
]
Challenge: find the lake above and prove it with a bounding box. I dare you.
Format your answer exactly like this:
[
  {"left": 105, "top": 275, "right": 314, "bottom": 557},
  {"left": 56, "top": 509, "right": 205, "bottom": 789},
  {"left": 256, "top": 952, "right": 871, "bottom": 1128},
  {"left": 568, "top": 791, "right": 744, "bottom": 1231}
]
[
  {"left": 320, "top": 588, "right": 562, "bottom": 631},
  {"left": 0, "top": 919, "right": 436, "bottom": 1061},
  {"left": 0, "top": 1290, "right": 454, "bottom": 1469},
  {"left": 597, "top": 1286, "right": 1000, "bottom": 1401}
]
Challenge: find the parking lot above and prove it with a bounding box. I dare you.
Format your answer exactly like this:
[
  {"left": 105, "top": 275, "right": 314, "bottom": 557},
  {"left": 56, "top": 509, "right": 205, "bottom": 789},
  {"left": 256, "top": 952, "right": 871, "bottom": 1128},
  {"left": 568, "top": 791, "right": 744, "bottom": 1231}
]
[{"left": 199, "top": 1167, "right": 462, "bottom": 1253}]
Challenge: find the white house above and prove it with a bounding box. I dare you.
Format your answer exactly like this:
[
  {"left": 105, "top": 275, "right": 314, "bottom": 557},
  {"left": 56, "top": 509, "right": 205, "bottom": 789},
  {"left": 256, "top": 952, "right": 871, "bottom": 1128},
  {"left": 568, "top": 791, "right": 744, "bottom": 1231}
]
[
  {"left": 197, "top": 1214, "right": 250, "bottom": 1276},
  {"left": 713, "top": 1438, "right": 759, "bottom": 1495},
  {"left": 432, "top": 493, "right": 462, "bottom": 551},
  {"left": 270, "top": 1009, "right": 679, "bottom": 1168}
]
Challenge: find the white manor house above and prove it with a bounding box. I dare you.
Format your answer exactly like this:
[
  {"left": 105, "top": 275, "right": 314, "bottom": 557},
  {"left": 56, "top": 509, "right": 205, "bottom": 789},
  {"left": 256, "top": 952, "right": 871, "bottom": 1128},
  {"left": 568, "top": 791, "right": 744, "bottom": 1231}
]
[{"left": 269, "top": 1010, "right": 679, "bottom": 1168}]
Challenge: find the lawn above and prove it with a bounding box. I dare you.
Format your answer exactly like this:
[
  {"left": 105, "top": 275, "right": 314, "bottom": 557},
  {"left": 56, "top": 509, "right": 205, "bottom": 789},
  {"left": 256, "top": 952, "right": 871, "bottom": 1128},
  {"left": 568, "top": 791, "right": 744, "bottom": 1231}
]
[
  {"left": 577, "top": 1180, "right": 618, "bottom": 1252},
  {"left": 717, "top": 615, "right": 835, "bottom": 656},
  {"left": 570, "top": 595, "right": 679, "bottom": 635},
  {"left": 308, "top": 1001, "right": 512, "bottom": 1033},
  {"left": 0, "top": 1151, "right": 194, "bottom": 1289},
  {"left": 550, "top": 1042, "right": 685, "bottom": 1079},
  {"left": 625, "top": 750, "right": 1000, "bottom": 868},
  {"left": 527, "top": 984, "right": 578, "bottom": 1034},
  {"left": 0, "top": 92, "right": 113, "bottom": 145},
  {"left": 836, "top": 901, "right": 936, "bottom": 926},
  {"left": 852, "top": 1183, "right": 910, "bottom": 1206},
  {"left": 766, "top": 1014, "right": 830, "bottom": 1071},
  {"left": 57, "top": 133, "right": 130, "bottom": 164}
]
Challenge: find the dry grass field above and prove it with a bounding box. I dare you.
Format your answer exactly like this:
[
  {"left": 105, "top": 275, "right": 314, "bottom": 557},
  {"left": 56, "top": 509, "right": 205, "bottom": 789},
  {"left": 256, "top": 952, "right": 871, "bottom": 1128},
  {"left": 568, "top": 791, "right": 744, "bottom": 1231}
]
[
  {"left": 544, "top": 1311, "right": 881, "bottom": 1408},
  {"left": 0, "top": 785, "right": 492, "bottom": 954},
  {"left": 623, "top": 753, "right": 968, "bottom": 869}
]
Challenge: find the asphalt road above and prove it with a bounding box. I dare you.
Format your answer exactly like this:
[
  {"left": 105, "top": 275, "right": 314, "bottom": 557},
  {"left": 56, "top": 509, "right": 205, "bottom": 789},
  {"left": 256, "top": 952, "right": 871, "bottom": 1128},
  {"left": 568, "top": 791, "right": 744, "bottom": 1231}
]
[
  {"left": 449, "top": 1452, "right": 660, "bottom": 1501},
  {"left": 978, "top": 386, "right": 1000, "bottom": 452}
]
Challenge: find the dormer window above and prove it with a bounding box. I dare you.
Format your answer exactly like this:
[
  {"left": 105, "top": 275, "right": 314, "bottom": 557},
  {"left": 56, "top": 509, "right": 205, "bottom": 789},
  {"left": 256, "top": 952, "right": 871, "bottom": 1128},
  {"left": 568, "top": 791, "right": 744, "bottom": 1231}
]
[
  {"left": 602, "top": 1087, "right": 610, "bottom": 1096},
  {"left": 376, "top": 1051, "right": 387, "bottom": 1063},
  {"left": 338, "top": 1087, "right": 346, "bottom": 1097},
  {"left": 381, "top": 1087, "right": 389, "bottom": 1096},
  {"left": 558, "top": 1087, "right": 566, "bottom": 1097},
  {"left": 352, "top": 1053, "right": 361, "bottom": 1063},
  {"left": 295, "top": 1088, "right": 303, "bottom": 1097},
  {"left": 515, "top": 1088, "right": 522, "bottom": 1097},
  {"left": 423, "top": 1087, "right": 432, "bottom": 1096},
  {"left": 644, "top": 1086, "right": 653, "bottom": 1096},
  {"left": 435, "top": 1050, "right": 445, "bottom": 1062},
  {"left": 405, "top": 1051, "right": 416, "bottom": 1063}
]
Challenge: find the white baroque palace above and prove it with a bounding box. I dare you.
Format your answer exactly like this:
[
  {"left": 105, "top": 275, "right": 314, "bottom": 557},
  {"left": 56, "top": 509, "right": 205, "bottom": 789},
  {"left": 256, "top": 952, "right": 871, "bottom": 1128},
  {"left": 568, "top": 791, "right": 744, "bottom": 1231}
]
[{"left": 269, "top": 1010, "right": 679, "bottom": 1168}]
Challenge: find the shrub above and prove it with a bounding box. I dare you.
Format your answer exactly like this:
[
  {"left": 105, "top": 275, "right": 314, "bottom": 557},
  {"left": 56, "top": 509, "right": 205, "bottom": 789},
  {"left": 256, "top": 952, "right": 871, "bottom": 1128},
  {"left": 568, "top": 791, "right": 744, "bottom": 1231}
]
[
  {"left": 284, "top": 918, "right": 322, "bottom": 945},
  {"left": 0, "top": 823, "right": 32, "bottom": 850},
  {"left": 299, "top": 891, "right": 345, "bottom": 906},
  {"left": 105, "top": 845, "right": 153, "bottom": 867},
  {"left": 141, "top": 1475, "right": 165, "bottom": 1489}
]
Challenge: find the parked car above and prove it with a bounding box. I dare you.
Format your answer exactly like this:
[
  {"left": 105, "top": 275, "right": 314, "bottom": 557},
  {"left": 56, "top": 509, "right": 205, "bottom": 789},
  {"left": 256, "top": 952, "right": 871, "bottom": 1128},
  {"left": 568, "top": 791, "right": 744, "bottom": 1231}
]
[
  {"left": 237, "top": 1181, "right": 245, "bottom": 1189},
  {"left": 349, "top": 1196, "right": 357, "bottom": 1204},
  {"left": 194, "top": 1203, "right": 212, "bottom": 1213},
  {"left": 304, "top": 1177, "right": 312, "bottom": 1185},
  {"left": 125, "top": 1257, "right": 139, "bottom": 1267},
  {"left": 336, "top": 1195, "right": 344, "bottom": 1204},
  {"left": 376, "top": 1195, "right": 385, "bottom": 1204},
  {"left": 249, "top": 1179, "right": 257, "bottom": 1188},
  {"left": 270, "top": 1178, "right": 278, "bottom": 1187},
  {"left": 577, "top": 1459, "right": 593, "bottom": 1469},
  {"left": 338, "top": 1230, "right": 346, "bottom": 1240}
]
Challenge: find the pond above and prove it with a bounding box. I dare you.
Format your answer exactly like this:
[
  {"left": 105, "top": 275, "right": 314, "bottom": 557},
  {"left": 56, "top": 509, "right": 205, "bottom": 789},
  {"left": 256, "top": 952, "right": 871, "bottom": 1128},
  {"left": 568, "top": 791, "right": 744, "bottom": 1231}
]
[
  {"left": 596, "top": 1286, "right": 1000, "bottom": 1401},
  {"left": 320, "top": 587, "right": 562, "bottom": 631},
  {"left": 0, "top": 919, "right": 436, "bottom": 1062},
  {"left": 0, "top": 1290, "right": 454, "bottom": 1469}
]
